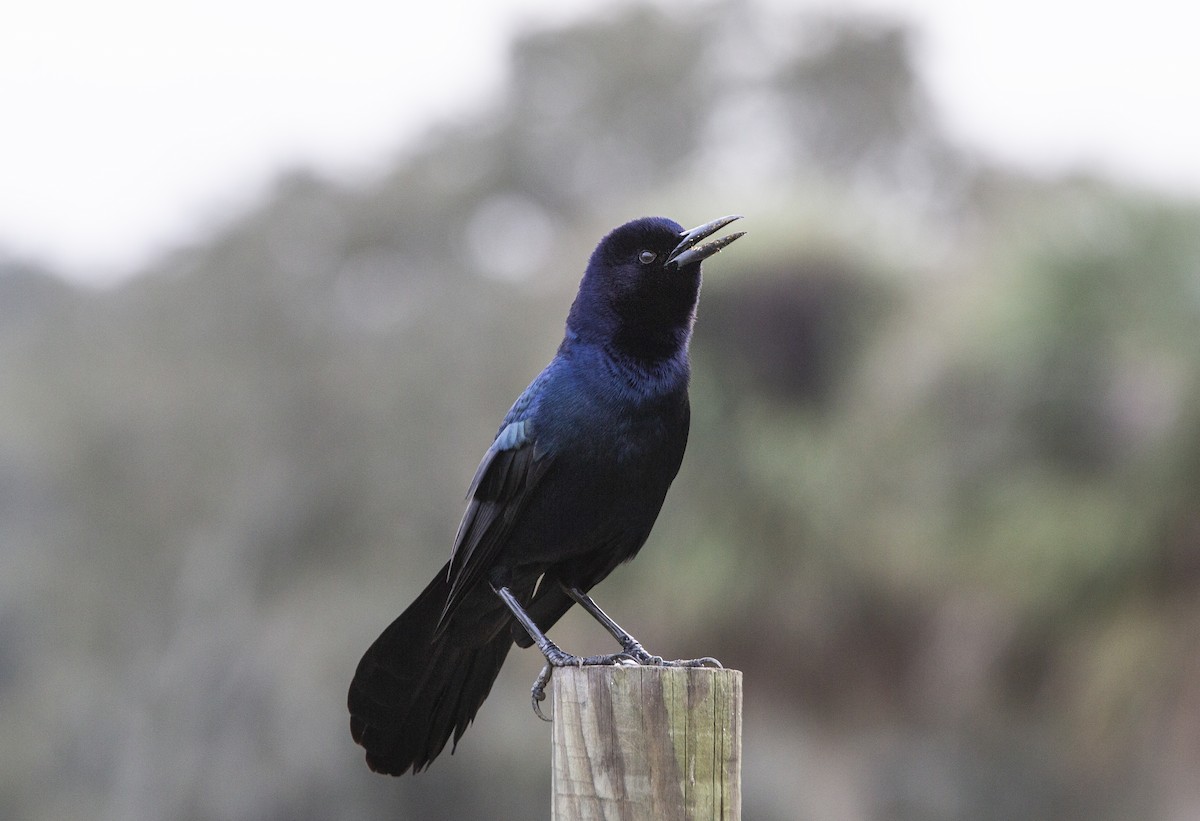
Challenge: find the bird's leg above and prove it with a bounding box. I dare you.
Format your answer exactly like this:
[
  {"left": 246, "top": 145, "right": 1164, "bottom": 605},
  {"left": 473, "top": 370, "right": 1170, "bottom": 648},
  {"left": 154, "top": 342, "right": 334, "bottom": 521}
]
[
  {"left": 563, "top": 585, "right": 724, "bottom": 670},
  {"left": 562, "top": 585, "right": 662, "bottom": 664},
  {"left": 493, "top": 585, "right": 636, "bottom": 720}
]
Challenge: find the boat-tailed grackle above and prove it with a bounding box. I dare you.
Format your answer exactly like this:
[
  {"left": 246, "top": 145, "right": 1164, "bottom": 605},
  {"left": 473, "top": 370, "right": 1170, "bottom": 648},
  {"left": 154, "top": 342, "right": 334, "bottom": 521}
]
[{"left": 348, "top": 215, "right": 745, "bottom": 775}]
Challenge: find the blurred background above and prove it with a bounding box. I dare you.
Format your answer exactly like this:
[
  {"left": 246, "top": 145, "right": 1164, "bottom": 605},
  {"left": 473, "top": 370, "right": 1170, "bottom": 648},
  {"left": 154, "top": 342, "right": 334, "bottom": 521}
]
[{"left": 4, "top": 1, "right": 1200, "bottom": 819}]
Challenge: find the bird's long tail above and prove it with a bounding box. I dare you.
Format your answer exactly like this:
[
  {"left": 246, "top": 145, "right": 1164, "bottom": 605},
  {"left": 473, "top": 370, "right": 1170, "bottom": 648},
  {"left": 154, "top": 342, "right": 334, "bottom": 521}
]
[{"left": 348, "top": 562, "right": 516, "bottom": 775}]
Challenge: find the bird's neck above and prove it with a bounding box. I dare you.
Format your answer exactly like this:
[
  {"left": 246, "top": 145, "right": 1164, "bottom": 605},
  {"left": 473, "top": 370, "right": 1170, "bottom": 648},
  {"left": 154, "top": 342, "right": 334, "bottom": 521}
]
[
  {"left": 609, "top": 319, "right": 693, "bottom": 366},
  {"left": 560, "top": 331, "right": 691, "bottom": 400},
  {"left": 565, "top": 298, "right": 695, "bottom": 366}
]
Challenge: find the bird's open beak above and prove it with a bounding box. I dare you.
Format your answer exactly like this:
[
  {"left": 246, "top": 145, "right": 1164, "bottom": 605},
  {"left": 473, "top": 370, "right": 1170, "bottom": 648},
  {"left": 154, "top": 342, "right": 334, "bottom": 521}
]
[{"left": 666, "top": 215, "right": 745, "bottom": 268}]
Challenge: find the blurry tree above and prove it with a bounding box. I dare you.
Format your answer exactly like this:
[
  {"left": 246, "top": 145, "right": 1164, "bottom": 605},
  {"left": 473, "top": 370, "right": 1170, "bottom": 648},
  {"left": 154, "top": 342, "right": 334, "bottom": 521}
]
[
  {"left": 779, "top": 20, "right": 947, "bottom": 183},
  {"left": 3, "top": 3, "right": 1200, "bottom": 821},
  {"left": 505, "top": 5, "right": 713, "bottom": 208}
]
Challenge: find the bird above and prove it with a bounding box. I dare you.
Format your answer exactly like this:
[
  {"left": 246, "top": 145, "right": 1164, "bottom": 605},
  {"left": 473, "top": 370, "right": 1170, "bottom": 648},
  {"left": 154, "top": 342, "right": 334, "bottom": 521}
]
[{"left": 348, "top": 214, "right": 745, "bottom": 776}]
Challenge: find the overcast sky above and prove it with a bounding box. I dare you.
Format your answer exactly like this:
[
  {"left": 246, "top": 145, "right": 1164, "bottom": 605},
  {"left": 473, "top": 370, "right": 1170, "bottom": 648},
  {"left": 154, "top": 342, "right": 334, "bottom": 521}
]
[{"left": 3, "top": 0, "right": 1197, "bottom": 284}]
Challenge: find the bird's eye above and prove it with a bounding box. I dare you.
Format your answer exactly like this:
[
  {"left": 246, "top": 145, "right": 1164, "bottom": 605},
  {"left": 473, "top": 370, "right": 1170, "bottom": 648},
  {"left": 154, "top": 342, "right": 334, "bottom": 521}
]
[{"left": 638, "top": 250, "right": 657, "bottom": 265}]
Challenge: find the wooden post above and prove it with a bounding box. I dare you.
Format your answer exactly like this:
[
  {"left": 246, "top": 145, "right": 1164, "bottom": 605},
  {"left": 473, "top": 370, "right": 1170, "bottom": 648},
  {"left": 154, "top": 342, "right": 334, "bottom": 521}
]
[{"left": 551, "top": 665, "right": 742, "bottom": 820}]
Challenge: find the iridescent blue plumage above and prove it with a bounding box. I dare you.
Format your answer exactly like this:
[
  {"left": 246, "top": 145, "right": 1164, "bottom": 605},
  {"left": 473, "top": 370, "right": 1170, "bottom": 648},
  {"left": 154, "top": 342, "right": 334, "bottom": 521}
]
[{"left": 349, "top": 215, "right": 744, "bottom": 775}]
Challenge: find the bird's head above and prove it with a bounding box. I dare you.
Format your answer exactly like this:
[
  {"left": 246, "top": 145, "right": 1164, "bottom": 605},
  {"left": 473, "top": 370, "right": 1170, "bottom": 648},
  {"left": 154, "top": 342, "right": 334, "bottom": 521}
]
[{"left": 567, "top": 215, "right": 744, "bottom": 363}]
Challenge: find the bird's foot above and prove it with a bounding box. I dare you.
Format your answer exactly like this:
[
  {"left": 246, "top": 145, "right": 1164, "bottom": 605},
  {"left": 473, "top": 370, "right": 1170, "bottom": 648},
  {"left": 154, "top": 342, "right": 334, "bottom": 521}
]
[
  {"left": 619, "top": 639, "right": 722, "bottom": 670},
  {"left": 529, "top": 647, "right": 720, "bottom": 720},
  {"left": 619, "top": 640, "right": 665, "bottom": 666},
  {"left": 530, "top": 648, "right": 640, "bottom": 721},
  {"left": 541, "top": 640, "right": 635, "bottom": 669},
  {"left": 662, "top": 655, "right": 724, "bottom": 668}
]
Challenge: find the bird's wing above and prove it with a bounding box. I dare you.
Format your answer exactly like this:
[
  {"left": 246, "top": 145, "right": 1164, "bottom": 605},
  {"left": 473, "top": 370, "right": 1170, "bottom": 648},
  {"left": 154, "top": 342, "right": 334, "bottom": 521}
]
[{"left": 436, "top": 403, "right": 553, "bottom": 636}]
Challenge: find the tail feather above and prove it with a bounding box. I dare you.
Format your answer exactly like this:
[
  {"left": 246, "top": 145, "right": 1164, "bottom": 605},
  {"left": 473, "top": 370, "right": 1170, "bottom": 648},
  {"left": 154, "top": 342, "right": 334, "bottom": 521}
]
[{"left": 348, "top": 563, "right": 515, "bottom": 775}]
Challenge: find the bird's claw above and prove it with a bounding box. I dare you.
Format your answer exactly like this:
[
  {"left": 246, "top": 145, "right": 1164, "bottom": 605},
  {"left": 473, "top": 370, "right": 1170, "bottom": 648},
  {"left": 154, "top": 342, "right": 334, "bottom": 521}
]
[
  {"left": 541, "top": 643, "right": 576, "bottom": 668},
  {"left": 577, "top": 651, "right": 636, "bottom": 666},
  {"left": 672, "top": 656, "right": 723, "bottom": 668},
  {"left": 528, "top": 639, "right": 722, "bottom": 722},
  {"left": 621, "top": 641, "right": 665, "bottom": 665},
  {"left": 528, "top": 651, "right": 644, "bottom": 721},
  {"left": 621, "top": 639, "right": 722, "bottom": 669},
  {"left": 648, "top": 655, "right": 724, "bottom": 668},
  {"left": 532, "top": 664, "right": 553, "bottom": 722}
]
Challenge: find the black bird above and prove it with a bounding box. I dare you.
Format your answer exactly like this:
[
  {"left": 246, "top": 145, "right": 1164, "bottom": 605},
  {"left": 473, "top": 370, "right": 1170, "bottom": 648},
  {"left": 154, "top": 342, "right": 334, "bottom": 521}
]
[{"left": 348, "top": 215, "right": 745, "bottom": 775}]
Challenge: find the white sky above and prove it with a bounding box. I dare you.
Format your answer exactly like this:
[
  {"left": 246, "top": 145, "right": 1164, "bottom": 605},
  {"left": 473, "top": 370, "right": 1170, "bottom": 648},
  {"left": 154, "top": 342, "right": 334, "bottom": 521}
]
[{"left": 2, "top": 0, "right": 1198, "bottom": 284}]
